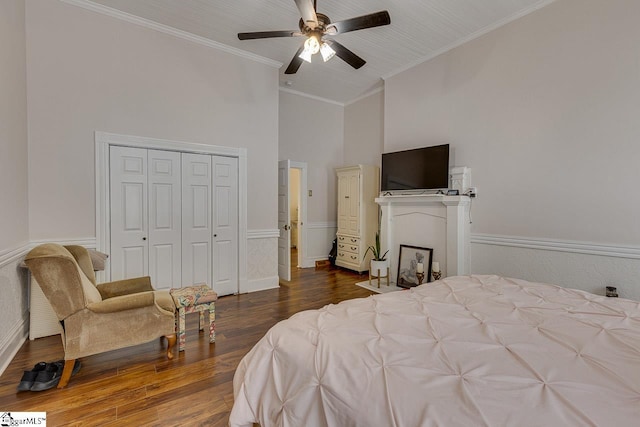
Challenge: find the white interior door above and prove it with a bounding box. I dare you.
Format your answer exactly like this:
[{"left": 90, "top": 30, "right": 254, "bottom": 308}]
[
  {"left": 278, "top": 160, "right": 291, "bottom": 281},
  {"left": 212, "top": 156, "right": 238, "bottom": 296},
  {"left": 148, "top": 149, "right": 181, "bottom": 290},
  {"left": 182, "top": 153, "right": 212, "bottom": 287},
  {"left": 110, "top": 146, "right": 148, "bottom": 280}
]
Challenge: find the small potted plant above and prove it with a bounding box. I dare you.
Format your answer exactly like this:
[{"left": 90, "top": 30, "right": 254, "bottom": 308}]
[{"left": 364, "top": 232, "right": 389, "bottom": 277}]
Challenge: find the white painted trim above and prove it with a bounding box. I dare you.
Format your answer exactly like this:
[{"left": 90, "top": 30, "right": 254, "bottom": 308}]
[
  {"left": 0, "top": 243, "right": 30, "bottom": 268},
  {"left": 471, "top": 234, "right": 640, "bottom": 260},
  {"left": 382, "top": 0, "right": 558, "bottom": 80},
  {"left": 95, "top": 131, "right": 248, "bottom": 294},
  {"left": 248, "top": 229, "right": 280, "bottom": 239},
  {"left": 246, "top": 276, "right": 279, "bottom": 293},
  {"left": 307, "top": 221, "right": 338, "bottom": 229},
  {"left": 344, "top": 86, "right": 384, "bottom": 107},
  {"left": 60, "top": 0, "right": 281, "bottom": 69},
  {"left": 279, "top": 87, "right": 345, "bottom": 107},
  {"left": 0, "top": 317, "right": 28, "bottom": 377},
  {"left": 0, "top": 239, "right": 97, "bottom": 269}
]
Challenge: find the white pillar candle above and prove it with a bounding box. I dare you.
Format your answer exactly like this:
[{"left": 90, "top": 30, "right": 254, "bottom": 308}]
[
  {"left": 432, "top": 261, "right": 440, "bottom": 273},
  {"left": 416, "top": 262, "right": 424, "bottom": 273}
]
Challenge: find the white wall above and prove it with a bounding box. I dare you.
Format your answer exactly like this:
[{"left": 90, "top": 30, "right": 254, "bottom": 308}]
[
  {"left": 1, "top": 0, "right": 29, "bottom": 251},
  {"left": 344, "top": 90, "right": 384, "bottom": 168},
  {"left": 279, "top": 91, "right": 344, "bottom": 263},
  {"left": 0, "top": 0, "right": 30, "bottom": 375},
  {"left": 26, "top": 0, "right": 279, "bottom": 241},
  {"left": 385, "top": 0, "right": 640, "bottom": 298}
]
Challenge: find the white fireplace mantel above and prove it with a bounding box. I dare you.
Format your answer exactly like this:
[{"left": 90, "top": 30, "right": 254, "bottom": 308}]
[{"left": 376, "top": 194, "right": 471, "bottom": 284}]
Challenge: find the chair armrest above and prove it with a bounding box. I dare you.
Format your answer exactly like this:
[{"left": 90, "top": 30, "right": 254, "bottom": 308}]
[
  {"left": 97, "top": 276, "right": 153, "bottom": 299},
  {"left": 87, "top": 291, "right": 155, "bottom": 313}
]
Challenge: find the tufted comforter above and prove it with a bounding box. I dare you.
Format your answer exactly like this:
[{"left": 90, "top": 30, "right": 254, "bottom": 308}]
[{"left": 230, "top": 275, "right": 640, "bottom": 426}]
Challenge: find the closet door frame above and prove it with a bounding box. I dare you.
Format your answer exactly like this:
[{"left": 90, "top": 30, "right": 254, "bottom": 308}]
[{"left": 95, "top": 131, "right": 248, "bottom": 294}]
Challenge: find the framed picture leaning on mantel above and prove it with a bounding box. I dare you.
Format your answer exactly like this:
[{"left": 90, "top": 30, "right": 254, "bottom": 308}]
[{"left": 397, "top": 245, "right": 433, "bottom": 288}]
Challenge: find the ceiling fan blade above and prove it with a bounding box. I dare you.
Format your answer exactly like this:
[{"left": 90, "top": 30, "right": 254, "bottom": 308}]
[
  {"left": 324, "top": 40, "right": 366, "bottom": 70},
  {"left": 326, "top": 11, "right": 390, "bottom": 35},
  {"left": 238, "top": 30, "right": 301, "bottom": 40},
  {"left": 284, "top": 46, "right": 305, "bottom": 74},
  {"left": 294, "top": 0, "right": 318, "bottom": 28}
]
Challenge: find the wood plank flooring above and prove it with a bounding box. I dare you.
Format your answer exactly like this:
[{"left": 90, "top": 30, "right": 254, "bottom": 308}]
[{"left": 0, "top": 264, "right": 373, "bottom": 426}]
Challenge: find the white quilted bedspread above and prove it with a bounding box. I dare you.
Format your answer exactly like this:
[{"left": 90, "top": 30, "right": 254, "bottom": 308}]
[{"left": 230, "top": 275, "right": 640, "bottom": 426}]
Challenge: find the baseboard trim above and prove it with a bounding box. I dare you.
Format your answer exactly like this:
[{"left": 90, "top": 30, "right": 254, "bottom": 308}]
[
  {"left": 0, "top": 316, "right": 28, "bottom": 376},
  {"left": 471, "top": 234, "right": 640, "bottom": 260},
  {"left": 245, "top": 276, "right": 279, "bottom": 293}
]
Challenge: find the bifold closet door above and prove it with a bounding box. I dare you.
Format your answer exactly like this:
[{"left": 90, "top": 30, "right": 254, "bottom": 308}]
[
  {"left": 110, "top": 147, "right": 181, "bottom": 288},
  {"left": 181, "top": 153, "right": 212, "bottom": 287},
  {"left": 147, "top": 150, "right": 182, "bottom": 289},
  {"left": 212, "top": 156, "right": 239, "bottom": 296},
  {"left": 110, "top": 146, "right": 148, "bottom": 280}
]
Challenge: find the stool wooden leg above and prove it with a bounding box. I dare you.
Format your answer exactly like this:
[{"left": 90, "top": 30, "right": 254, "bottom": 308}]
[
  {"left": 209, "top": 303, "right": 216, "bottom": 343},
  {"left": 178, "top": 307, "right": 186, "bottom": 352},
  {"left": 199, "top": 311, "right": 205, "bottom": 331}
]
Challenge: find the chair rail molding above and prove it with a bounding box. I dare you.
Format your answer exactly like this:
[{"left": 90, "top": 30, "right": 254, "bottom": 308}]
[{"left": 471, "top": 233, "right": 640, "bottom": 260}]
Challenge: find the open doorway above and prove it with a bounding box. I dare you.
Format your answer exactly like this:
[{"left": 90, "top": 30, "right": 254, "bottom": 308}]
[
  {"left": 278, "top": 160, "right": 308, "bottom": 281},
  {"left": 289, "top": 167, "right": 300, "bottom": 268}
]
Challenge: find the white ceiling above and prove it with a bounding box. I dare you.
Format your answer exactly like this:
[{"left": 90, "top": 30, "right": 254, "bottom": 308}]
[{"left": 87, "top": 0, "right": 555, "bottom": 105}]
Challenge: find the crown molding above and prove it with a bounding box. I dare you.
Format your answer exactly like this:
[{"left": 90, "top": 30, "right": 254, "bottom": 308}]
[
  {"left": 279, "top": 87, "right": 345, "bottom": 107},
  {"left": 60, "top": 0, "right": 282, "bottom": 69},
  {"left": 382, "top": 0, "right": 557, "bottom": 80},
  {"left": 344, "top": 86, "right": 384, "bottom": 107}
]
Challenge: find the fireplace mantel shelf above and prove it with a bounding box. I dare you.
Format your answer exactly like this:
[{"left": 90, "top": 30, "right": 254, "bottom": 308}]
[{"left": 376, "top": 194, "right": 471, "bottom": 206}]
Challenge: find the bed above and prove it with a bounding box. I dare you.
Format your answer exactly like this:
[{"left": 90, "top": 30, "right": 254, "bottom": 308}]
[{"left": 229, "top": 275, "right": 640, "bottom": 426}]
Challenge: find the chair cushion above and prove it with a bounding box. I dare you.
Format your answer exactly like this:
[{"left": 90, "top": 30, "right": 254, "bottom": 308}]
[
  {"left": 170, "top": 284, "right": 217, "bottom": 308},
  {"left": 77, "top": 264, "right": 102, "bottom": 304}
]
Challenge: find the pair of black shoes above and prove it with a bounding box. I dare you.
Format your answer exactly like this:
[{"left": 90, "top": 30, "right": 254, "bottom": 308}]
[{"left": 17, "top": 360, "right": 81, "bottom": 392}]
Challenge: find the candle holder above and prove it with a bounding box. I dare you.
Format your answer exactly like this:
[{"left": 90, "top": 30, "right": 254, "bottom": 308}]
[
  {"left": 432, "top": 271, "right": 442, "bottom": 281},
  {"left": 416, "top": 272, "right": 425, "bottom": 285}
]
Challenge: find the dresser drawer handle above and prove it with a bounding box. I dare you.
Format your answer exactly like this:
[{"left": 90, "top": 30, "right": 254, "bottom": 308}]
[
  {"left": 338, "top": 236, "right": 345, "bottom": 241},
  {"left": 350, "top": 255, "right": 357, "bottom": 260},
  {"left": 351, "top": 246, "right": 358, "bottom": 251},
  {"left": 350, "top": 239, "right": 357, "bottom": 243},
  {"left": 338, "top": 244, "right": 345, "bottom": 248}
]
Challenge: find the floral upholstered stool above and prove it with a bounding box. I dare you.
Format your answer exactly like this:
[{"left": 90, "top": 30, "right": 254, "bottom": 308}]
[{"left": 169, "top": 284, "right": 218, "bottom": 352}]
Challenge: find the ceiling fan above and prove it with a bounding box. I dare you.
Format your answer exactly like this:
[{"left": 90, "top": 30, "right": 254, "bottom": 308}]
[{"left": 238, "top": 0, "right": 391, "bottom": 74}]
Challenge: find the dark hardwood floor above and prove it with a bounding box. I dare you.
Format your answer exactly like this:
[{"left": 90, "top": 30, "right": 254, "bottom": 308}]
[{"left": 0, "top": 260, "right": 372, "bottom": 426}]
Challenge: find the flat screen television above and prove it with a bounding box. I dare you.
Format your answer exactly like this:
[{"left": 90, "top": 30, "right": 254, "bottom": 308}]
[{"left": 381, "top": 144, "right": 450, "bottom": 191}]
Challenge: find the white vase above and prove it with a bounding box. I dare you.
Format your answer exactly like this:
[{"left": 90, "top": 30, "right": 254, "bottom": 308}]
[{"left": 370, "top": 260, "right": 389, "bottom": 277}]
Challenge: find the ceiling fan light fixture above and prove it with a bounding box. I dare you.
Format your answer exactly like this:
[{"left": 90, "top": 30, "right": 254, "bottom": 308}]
[
  {"left": 304, "top": 35, "right": 320, "bottom": 54},
  {"left": 298, "top": 47, "right": 313, "bottom": 63},
  {"left": 320, "top": 42, "right": 335, "bottom": 62}
]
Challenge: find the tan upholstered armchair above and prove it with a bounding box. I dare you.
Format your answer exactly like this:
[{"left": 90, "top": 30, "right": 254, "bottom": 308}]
[{"left": 24, "top": 243, "right": 176, "bottom": 388}]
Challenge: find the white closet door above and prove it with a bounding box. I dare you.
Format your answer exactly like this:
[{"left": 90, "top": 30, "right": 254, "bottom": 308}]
[
  {"left": 148, "top": 150, "right": 181, "bottom": 290},
  {"left": 182, "top": 153, "right": 212, "bottom": 287},
  {"left": 110, "top": 146, "right": 148, "bottom": 280},
  {"left": 212, "top": 156, "right": 239, "bottom": 296},
  {"left": 277, "top": 160, "right": 291, "bottom": 281}
]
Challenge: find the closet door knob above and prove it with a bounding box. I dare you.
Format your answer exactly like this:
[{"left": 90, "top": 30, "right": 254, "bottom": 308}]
[{"left": 142, "top": 237, "right": 147, "bottom": 241}]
